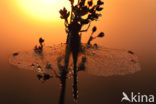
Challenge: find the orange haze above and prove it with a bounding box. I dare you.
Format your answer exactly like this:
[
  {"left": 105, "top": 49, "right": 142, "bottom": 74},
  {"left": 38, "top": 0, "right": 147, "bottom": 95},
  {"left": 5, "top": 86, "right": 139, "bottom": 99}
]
[{"left": 0, "top": 0, "right": 156, "bottom": 59}]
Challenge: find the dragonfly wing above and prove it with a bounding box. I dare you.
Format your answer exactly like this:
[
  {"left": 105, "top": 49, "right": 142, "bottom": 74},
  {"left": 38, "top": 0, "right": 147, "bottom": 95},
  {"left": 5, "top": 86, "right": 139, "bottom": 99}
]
[
  {"left": 83, "top": 45, "right": 141, "bottom": 76},
  {"left": 9, "top": 44, "right": 67, "bottom": 74}
]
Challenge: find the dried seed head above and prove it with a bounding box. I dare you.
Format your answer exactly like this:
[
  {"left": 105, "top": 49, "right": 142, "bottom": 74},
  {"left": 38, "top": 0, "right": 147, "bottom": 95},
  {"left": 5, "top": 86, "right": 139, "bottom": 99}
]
[
  {"left": 98, "top": 32, "right": 104, "bottom": 37},
  {"left": 92, "top": 26, "right": 97, "bottom": 33}
]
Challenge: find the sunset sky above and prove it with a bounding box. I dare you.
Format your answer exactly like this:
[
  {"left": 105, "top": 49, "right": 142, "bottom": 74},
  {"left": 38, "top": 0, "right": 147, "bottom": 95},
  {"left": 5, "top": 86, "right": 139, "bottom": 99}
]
[
  {"left": 0, "top": 0, "right": 156, "bottom": 59},
  {"left": 0, "top": 1, "right": 156, "bottom": 103}
]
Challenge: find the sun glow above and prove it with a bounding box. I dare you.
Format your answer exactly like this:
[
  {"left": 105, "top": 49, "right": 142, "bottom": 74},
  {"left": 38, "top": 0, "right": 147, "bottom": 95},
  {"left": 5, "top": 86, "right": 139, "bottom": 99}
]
[{"left": 17, "top": 0, "right": 71, "bottom": 21}]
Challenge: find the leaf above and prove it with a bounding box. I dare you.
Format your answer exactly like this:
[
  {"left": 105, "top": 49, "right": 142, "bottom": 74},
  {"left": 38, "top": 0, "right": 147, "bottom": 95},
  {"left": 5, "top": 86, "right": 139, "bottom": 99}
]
[{"left": 59, "top": 7, "right": 70, "bottom": 19}]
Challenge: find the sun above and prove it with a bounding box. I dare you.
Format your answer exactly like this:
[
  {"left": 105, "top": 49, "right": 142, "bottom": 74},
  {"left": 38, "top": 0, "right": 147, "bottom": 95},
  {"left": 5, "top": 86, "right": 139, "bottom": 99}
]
[{"left": 16, "top": 0, "right": 71, "bottom": 21}]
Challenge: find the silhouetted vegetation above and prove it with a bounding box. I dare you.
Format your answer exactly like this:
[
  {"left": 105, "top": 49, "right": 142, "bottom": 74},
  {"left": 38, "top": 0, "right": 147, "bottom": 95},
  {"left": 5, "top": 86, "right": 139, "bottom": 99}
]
[
  {"left": 59, "top": 0, "right": 104, "bottom": 104},
  {"left": 12, "top": 52, "right": 19, "bottom": 56},
  {"left": 128, "top": 50, "right": 134, "bottom": 55},
  {"left": 34, "top": 37, "right": 44, "bottom": 54},
  {"left": 37, "top": 73, "right": 52, "bottom": 82}
]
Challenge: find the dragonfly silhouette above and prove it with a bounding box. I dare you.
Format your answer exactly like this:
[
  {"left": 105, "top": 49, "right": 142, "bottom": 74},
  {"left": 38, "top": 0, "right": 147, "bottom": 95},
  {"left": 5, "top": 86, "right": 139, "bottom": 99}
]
[{"left": 9, "top": 0, "right": 141, "bottom": 104}]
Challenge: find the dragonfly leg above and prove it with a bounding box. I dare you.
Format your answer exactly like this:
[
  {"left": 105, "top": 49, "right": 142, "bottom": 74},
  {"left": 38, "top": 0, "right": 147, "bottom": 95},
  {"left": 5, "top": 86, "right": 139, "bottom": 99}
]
[
  {"left": 59, "top": 75, "right": 66, "bottom": 104},
  {"left": 59, "top": 45, "right": 71, "bottom": 104}
]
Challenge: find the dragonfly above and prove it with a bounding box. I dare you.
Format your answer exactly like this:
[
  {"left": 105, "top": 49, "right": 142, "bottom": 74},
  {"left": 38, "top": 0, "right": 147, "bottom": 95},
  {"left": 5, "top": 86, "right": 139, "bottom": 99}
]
[{"left": 9, "top": 0, "right": 141, "bottom": 104}]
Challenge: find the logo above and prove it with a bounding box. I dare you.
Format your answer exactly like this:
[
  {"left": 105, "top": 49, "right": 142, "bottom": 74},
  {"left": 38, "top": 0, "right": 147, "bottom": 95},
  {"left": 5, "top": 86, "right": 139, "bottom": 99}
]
[{"left": 121, "top": 92, "right": 155, "bottom": 103}]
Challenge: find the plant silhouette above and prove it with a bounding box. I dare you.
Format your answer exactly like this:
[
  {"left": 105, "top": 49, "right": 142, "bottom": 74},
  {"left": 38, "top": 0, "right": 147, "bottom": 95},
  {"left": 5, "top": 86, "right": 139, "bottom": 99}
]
[
  {"left": 34, "top": 37, "right": 44, "bottom": 54},
  {"left": 59, "top": 0, "right": 104, "bottom": 104}
]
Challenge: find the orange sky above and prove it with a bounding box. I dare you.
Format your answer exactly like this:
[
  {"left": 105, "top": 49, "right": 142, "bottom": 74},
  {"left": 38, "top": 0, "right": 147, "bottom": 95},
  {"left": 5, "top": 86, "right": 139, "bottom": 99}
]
[{"left": 0, "top": 0, "right": 156, "bottom": 59}]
